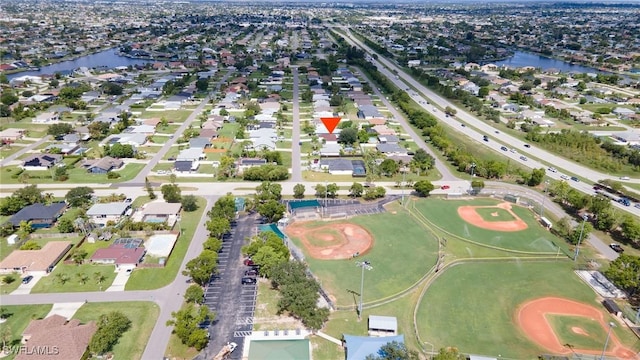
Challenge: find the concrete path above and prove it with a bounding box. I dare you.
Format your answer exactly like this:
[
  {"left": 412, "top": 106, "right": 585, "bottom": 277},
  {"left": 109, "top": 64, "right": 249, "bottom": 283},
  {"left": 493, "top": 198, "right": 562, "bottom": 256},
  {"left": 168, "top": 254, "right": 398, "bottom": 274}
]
[
  {"left": 315, "top": 331, "right": 343, "bottom": 345},
  {"left": 10, "top": 273, "right": 45, "bottom": 295},
  {"left": 106, "top": 267, "right": 133, "bottom": 292},
  {"left": 46, "top": 302, "right": 85, "bottom": 319}
]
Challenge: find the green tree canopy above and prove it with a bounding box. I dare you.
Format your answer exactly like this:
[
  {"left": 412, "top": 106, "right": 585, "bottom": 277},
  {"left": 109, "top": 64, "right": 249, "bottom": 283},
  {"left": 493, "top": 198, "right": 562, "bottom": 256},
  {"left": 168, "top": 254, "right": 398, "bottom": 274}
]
[
  {"left": 89, "top": 311, "right": 131, "bottom": 355},
  {"left": 413, "top": 180, "right": 435, "bottom": 197},
  {"left": 65, "top": 187, "right": 94, "bottom": 208},
  {"left": 183, "top": 250, "right": 218, "bottom": 286},
  {"left": 161, "top": 184, "right": 182, "bottom": 203}
]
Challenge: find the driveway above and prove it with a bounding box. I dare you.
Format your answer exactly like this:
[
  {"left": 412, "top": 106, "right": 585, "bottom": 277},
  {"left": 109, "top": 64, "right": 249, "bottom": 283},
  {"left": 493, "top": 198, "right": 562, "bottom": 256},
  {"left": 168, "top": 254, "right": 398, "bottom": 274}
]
[
  {"left": 106, "top": 266, "right": 134, "bottom": 292},
  {"left": 11, "top": 273, "right": 46, "bottom": 295}
]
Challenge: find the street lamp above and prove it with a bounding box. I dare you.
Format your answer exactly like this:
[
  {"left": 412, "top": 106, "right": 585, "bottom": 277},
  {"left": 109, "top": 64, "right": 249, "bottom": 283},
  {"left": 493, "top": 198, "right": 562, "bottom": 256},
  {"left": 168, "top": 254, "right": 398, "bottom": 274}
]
[
  {"left": 356, "top": 260, "right": 372, "bottom": 320},
  {"left": 469, "top": 162, "right": 477, "bottom": 193},
  {"left": 600, "top": 322, "right": 615, "bottom": 360},
  {"left": 573, "top": 215, "right": 589, "bottom": 262}
]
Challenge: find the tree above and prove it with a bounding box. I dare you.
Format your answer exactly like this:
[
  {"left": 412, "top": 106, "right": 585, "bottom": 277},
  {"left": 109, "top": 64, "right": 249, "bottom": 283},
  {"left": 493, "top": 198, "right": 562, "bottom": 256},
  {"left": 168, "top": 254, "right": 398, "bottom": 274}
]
[
  {"left": 314, "top": 184, "right": 327, "bottom": 198},
  {"left": 0, "top": 185, "right": 44, "bottom": 215},
  {"left": 293, "top": 184, "right": 305, "bottom": 199},
  {"left": 94, "top": 272, "right": 106, "bottom": 285},
  {"left": 65, "top": 187, "right": 94, "bottom": 208},
  {"left": 181, "top": 195, "right": 199, "bottom": 212},
  {"left": 206, "top": 217, "right": 230, "bottom": 238},
  {"left": 161, "top": 184, "right": 182, "bottom": 203},
  {"left": 589, "top": 195, "right": 612, "bottom": 218},
  {"left": 527, "top": 168, "right": 546, "bottom": 187},
  {"left": 413, "top": 180, "right": 435, "bottom": 197},
  {"left": 71, "top": 249, "right": 88, "bottom": 265},
  {"left": 338, "top": 127, "right": 358, "bottom": 145},
  {"left": 0, "top": 324, "right": 12, "bottom": 353},
  {"left": 104, "top": 143, "right": 135, "bottom": 158},
  {"left": 380, "top": 159, "right": 399, "bottom": 177},
  {"left": 102, "top": 82, "right": 123, "bottom": 95},
  {"left": 145, "top": 177, "right": 156, "bottom": 200},
  {"left": 77, "top": 272, "right": 89, "bottom": 284},
  {"left": 411, "top": 149, "right": 434, "bottom": 173},
  {"left": 0, "top": 92, "right": 18, "bottom": 106},
  {"left": 569, "top": 221, "right": 593, "bottom": 244},
  {"left": 166, "top": 303, "right": 212, "bottom": 350},
  {"left": 17, "top": 221, "right": 34, "bottom": 242},
  {"left": 604, "top": 254, "right": 640, "bottom": 296},
  {"left": 365, "top": 341, "right": 419, "bottom": 360},
  {"left": 88, "top": 121, "right": 110, "bottom": 140},
  {"left": 57, "top": 217, "right": 75, "bottom": 233},
  {"left": 433, "top": 347, "right": 466, "bottom": 360},
  {"left": 252, "top": 246, "right": 286, "bottom": 278},
  {"left": 208, "top": 194, "right": 236, "bottom": 222},
  {"left": 349, "top": 183, "right": 364, "bottom": 198},
  {"left": 185, "top": 284, "right": 204, "bottom": 304},
  {"left": 444, "top": 106, "right": 457, "bottom": 116},
  {"left": 621, "top": 216, "right": 640, "bottom": 242},
  {"left": 326, "top": 183, "right": 339, "bottom": 198},
  {"left": 258, "top": 200, "right": 286, "bottom": 223},
  {"left": 89, "top": 311, "right": 131, "bottom": 355},
  {"left": 471, "top": 180, "right": 485, "bottom": 192},
  {"left": 196, "top": 78, "right": 209, "bottom": 92},
  {"left": 255, "top": 182, "right": 282, "bottom": 202},
  {"left": 183, "top": 250, "right": 219, "bottom": 286},
  {"left": 203, "top": 237, "right": 223, "bottom": 252},
  {"left": 47, "top": 123, "right": 74, "bottom": 137}
]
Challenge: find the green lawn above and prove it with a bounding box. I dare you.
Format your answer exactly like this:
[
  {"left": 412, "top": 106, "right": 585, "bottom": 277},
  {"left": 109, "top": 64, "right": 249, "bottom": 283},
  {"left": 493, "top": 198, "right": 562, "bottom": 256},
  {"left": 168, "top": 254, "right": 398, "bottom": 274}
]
[
  {"left": 416, "top": 261, "right": 640, "bottom": 358},
  {"left": 0, "top": 273, "right": 23, "bottom": 295},
  {"left": 0, "top": 163, "right": 145, "bottom": 184},
  {"left": 413, "top": 198, "right": 560, "bottom": 253},
  {"left": 286, "top": 210, "right": 439, "bottom": 307},
  {"left": 31, "top": 262, "right": 117, "bottom": 293},
  {"left": 547, "top": 314, "right": 610, "bottom": 351},
  {"left": 0, "top": 305, "right": 52, "bottom": 360},
  {"left": 125, "top": 197, "right": 207, "bottom": 290},
  {"left": 73, "top": 301, "right": 159, "bottom": 360}
]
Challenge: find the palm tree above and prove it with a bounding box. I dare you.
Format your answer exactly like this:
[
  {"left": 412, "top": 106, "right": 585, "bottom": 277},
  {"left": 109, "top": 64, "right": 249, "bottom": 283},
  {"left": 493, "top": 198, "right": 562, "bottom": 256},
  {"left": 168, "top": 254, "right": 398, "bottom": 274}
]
[{"left": 77, "top": 273, "right": 89, "bottom": 285}]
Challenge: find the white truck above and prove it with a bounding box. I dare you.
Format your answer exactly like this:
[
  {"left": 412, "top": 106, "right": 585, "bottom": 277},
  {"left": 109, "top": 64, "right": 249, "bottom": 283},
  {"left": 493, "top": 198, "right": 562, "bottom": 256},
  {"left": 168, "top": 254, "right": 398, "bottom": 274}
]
[{"left": 213, "top": 342, "right": 237, "bottom": 360}]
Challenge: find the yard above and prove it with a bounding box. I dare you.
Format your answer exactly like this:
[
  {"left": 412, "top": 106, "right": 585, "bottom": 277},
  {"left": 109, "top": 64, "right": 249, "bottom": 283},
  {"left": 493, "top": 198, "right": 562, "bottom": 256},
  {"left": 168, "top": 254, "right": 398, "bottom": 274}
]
[
  {"left": 0, "top": 163, "right": 145, "bottom": 185},
  {"left": 0, "top": 304, "right": 53, "bottom": 360}
]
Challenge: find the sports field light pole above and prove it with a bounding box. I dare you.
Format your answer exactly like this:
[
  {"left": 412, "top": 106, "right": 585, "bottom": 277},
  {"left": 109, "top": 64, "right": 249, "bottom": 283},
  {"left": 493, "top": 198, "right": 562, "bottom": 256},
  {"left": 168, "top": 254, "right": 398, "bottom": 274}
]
[
  {"left": 469, "top": 162, "right": 477, "bottom": 193},
  {"left": 356, "top": 260, "right": 372, "bottom": 321},
  {"left": 573, "top": 215, "right": 589, "bottom": 262},
  {"left": 600, "top": 322, "right": 615, "bottom": 360}
]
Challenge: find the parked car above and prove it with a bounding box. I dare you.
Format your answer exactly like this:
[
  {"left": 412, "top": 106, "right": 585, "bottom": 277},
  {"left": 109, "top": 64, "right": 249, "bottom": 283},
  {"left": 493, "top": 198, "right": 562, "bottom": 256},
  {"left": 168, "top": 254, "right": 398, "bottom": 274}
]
[
  {"left": 241, "top": 277, "right": 257, "bottom": 285},
  {"left": 22, "top": 275, "right": 34, "bottom": 284},
  {"left": 243, "top": 258, "right": 254, "bottom": 266},
  {"left": 245, "top": 269, "right": 258, "bottom": 277},
  {"left": 610, "top": 243, "right": 624, "bottom": 253}
]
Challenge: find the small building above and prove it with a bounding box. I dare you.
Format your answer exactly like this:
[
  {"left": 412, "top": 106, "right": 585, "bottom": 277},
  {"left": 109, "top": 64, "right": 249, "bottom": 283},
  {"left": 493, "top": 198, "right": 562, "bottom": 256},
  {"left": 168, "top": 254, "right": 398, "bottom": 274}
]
[
  {"left": 18, "top": 314, "right": 97, "bottom": 360},
  {"left": 376, "top": 143, "right": 407, "bottom": 155},
  {"left": 86, "top": 202, "right": 131, "bottom": 227},
  {"left": 140, "top": 202, "right": 182, "bottom": 224},
  {"left": 81, "top": 156, "right": 124, "bottom": 173},
  {"left": 602, "top": 299, "right": 622, "bottom": 317},
  {"left": 32, "top": 112, "right": 60, "bottom": 124},
  {"left": 22, "top": 153, "right": 62, "bottom": 170},
  {"left": 368, "top": 315, "right": 398, "bottom": 336},
  {"left": 91, "top": 242, "right": 146, "bottom": 268},
  {"left": 0, "top": 128, "right": 25, "bottom": 142},
  {"left": 320, "top": 141, "right": 342, "bottom": 157},
  {"left": 174, "top": 160, "right": 198, "bottom": 173},
  {"left": 8, "top": 202, "right": 66, "bottom": 228},
  {"left": 343, "top": 334, "right": 405, "bottom": 360},
  {"left": 0, "top": 241, "right": 72, "bottom": 275},
  {"left": 236, "top": 158, "right": 268, "bottom": 173}
]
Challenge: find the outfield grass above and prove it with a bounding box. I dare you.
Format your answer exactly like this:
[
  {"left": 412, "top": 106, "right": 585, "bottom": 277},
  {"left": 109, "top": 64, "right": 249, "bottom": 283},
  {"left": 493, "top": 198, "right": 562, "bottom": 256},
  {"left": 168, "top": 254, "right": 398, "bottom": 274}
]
[
  {"left": 416, "top": 261, "right": 640, "bottom": 358},
  {"left": 547, "top": 314, "right": 609, "bottom": 351},
  {"left": 73, "top": 301, "right": 159, "bottom": 360},
  {"left": 475, "top": 207, "right": 516, "bottom": 222},
  {"left": 0, "top": 305, "right": 52, "bottom": 360},
  {"left": 125, "top": 197, "right": 206, "bottom": 290},
  {"left": 288, "top": 211, "right": 438, "bottom": 307},
  {"left": 413, "top": 198, "right": 560, "bottom": 253}
]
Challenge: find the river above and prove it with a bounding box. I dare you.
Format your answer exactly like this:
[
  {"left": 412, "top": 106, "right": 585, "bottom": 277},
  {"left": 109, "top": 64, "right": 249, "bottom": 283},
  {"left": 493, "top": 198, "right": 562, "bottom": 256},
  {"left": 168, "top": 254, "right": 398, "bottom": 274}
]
[
  {"left": 494, "top": 51, "right": 603, "bottom": 74},
  {"left": 7, "top": 48, "right": 151, "bottom": 80}
]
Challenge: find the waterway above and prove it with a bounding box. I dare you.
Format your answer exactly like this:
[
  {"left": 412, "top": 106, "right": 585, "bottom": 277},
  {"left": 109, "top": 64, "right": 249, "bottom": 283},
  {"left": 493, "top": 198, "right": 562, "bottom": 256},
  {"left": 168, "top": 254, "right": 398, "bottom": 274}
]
[
  {"left": 7, "top": 48, "right": 151, "bottom": 80},
  {"left": 494, "top": 51, "right": 602, "bottom": 74}
]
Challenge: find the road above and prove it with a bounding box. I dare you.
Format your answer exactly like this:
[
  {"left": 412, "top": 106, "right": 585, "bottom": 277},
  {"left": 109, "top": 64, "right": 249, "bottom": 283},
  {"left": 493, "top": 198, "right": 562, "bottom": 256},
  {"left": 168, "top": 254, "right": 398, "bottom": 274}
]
[
  {"left": 339, "top": 29, "right": 640, "bottom": 217},
  {"left": 291, "top": 67, "right": 302, "bottom": 181},
  {"left": 0, "top": 136, "right": 51, "bottom": 167},
  {"left": 127, "top": 70, "right": 233, "bottom": 185}
]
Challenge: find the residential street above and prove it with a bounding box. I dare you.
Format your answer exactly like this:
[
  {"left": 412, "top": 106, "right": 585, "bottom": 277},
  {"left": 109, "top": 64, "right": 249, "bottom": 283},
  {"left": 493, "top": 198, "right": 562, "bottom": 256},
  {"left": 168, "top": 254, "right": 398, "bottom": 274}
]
[{"left": 0, "top": 136, "right": 50, "bottom": 166}]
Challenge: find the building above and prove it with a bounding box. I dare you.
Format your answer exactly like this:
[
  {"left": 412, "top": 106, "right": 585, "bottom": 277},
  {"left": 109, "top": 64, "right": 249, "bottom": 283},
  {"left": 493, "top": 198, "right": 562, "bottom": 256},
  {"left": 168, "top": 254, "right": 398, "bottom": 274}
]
[
  {"left": 86, "top": 202, "right": 131, "bottom": 227},
  {"left": 18, "top": 315, "right": 97, "bottom": 360},
  {"left": 32, "top": 112, "right": 60, "bottom": 124},
  {"left": 8, "top": 202, "right": 66, "bottom": 228},
  {"left": 343, "top": 334, "right": 405, "bottom": 360},
  {"left": 22, "top": 154, "right": 62, "bottom": 170},
  {"left": 138, "top": 202, "right": 182, "bottom": 224},
  {"left": 0, "top": 241, "right": 72, "bottom": 274},
  {"left": 0, "top": 128, "right": 25, "bottom": 141},
  {"left": 91, "top": 238, "right": 146, "bottom": 267},
  {"left": 81, "top": 156, "right": 124, "bottom": 173},
  {"left": 236, "top": 158, "right": 268, "bottom": 173},
  {"left": 368, "top": 315, "right": 397, "bottom": 336}
]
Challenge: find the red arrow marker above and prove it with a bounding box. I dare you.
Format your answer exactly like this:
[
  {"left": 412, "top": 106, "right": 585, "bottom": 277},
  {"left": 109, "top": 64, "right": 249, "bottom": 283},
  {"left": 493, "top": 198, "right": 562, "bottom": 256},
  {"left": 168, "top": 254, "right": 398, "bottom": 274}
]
[{"left": 320, "top": 117, "right": 341, "bottom": 134}]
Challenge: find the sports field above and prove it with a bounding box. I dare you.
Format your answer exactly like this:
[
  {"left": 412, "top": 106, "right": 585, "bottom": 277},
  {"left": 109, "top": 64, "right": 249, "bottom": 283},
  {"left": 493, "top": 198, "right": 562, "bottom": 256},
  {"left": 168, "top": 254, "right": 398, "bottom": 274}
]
[
  {"left": 416, "top": 261, "right": 640, "bottom": 358},
  {"left": 413, "top": 198, "right": 559, "bottom": 253},
  {"left": 286, "top": 212, "right": 439, "bottom": 307}
]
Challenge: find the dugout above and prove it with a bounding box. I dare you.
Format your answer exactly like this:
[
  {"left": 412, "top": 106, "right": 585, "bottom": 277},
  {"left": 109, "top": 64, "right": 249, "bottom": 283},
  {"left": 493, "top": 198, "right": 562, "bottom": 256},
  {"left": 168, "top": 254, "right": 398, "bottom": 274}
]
[
  {"left": 287, "top": 199, "right": 321, "bottom": 216},
  {"left": 368, "top": 315, "right": 397, "bottom": 336},
  {"left": 602, "top": 299, "right": 622, "bottom": 317}
]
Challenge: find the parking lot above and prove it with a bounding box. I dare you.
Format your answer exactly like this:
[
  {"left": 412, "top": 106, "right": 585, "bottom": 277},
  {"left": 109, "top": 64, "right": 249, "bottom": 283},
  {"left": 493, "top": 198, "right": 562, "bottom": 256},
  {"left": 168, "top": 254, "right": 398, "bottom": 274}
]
[{"left": 198, "top": 214, "right": 259, "bottom": 360}]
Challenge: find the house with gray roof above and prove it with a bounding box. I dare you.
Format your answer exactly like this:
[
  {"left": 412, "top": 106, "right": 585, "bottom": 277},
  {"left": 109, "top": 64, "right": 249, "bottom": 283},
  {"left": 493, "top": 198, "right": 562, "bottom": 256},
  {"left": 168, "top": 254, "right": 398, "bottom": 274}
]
[
  {"left": 82, "top": 156, "right": 124, "bottom": 174},
  {"left": 320, "top": 141, "right": 342, "bottom": 157},
  {"left": 319, "top": 158, "right": 354, "bottom": 175},
  {"left": 22, "top": 154, "right": 62, "bottom": 170},
  {"left": 8, "top": 202, "right": 66, "bottom": 228},
  {"left": 358, "top": 104, "right": 383, "bottom": 119},
  {"left": 189, "top": 137, "right": 211, "bottom": 149},
  {"left": 377, "top": 143, "right": 408, "bottom": 155},
  {"left": 86, "top": 202, "right": 132, "bottom": 227},
  {"left": 177, "top": 148, "right": 205, "bottom": 162}
]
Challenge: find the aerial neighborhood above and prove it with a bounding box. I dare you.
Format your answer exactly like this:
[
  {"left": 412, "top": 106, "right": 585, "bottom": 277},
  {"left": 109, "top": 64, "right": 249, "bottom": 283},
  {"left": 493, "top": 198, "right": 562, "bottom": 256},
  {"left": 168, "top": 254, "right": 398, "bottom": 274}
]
[{"left": 1, "top": 1, "right": 640, "bottom": 360}]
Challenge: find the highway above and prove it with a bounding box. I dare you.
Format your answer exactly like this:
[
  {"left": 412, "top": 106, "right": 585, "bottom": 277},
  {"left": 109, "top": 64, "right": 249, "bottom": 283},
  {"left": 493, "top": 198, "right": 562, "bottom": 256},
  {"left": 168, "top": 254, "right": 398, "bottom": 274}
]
[{"left": 339, "top": 28, "right": 640, "bottom": 218}]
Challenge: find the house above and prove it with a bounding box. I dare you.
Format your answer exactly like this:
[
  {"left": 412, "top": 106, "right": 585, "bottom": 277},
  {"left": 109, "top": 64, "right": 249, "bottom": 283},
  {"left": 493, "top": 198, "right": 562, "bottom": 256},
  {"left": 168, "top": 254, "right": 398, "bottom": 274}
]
[
  {"left": 368, "top": 315, "right": 398, "bottom": 336},
  {"left": 371, "top": 125, "right": 396, "bottom": 136},
  {"left": 32, "top": 112, "right": 60, "bottom": 124},
  {"left": 320, "top": 141, "right": 342, "bottom": 157},
  {"left": 377, "top": 135, "right": 399, "bottom": 144},
  {"left": 377, "top": 143, "right": 408, "bottom": 155},
  {"left": 8, "top": 202, "right": 66, "bottom": 228},
  {"left": 0, "top": 128, "right": 24, "bottom": 141},
  {"left": 174, "top": 160, "right": 199, "bottom": 172},
  {"left": 318, "top": 158, "right": 363, "bottom": 176},
  {"left": 612, "top": 131, "right": 640, "bottom": 146},
  {"left": 177, "top": 148, "right": 205, "bottom": 162},
  {"left": 117, "top": 133, "right": 147, "bottom": 147},
  {"left": 138, "top": 202, "right": 182, "bottom": 223},
  {"left": 407, "top": 60, "right": 421, "bottom": 68},
  {"left": 189, "top": 137, "right": 212, "bottom": 149},
  {"left": 613, "top": 107, "right": 636, "bottom": 118},
  {"left": 82, "top": 156, "right": 124, "bottom": 173},
  {"left": 236, "top": 158, "right": 267, "bottom": 173},
  {"left": 358, "top": 105, "right": 383, "bottom": 119},
  {"left": 165, "top": 95, "right": 188, "bottom": 110},
  {"left": 86, "top": 202, "right": 131, "bottom": 227},
  {"left": 17, "top": 315, "right": 97, "bottom": 360},
  {"left": 45, "top": 142, "right": 81, "bottom": 155},
  {"left": 22, "top": 153, "right": 62, "bottom": 170},
  {"left": 91, "top": 242, "right": 146, "bottom": 267},
  {"left": 127, "top": 125, "right": 156, "bottom": 136},
  {"left": 343, "top": 334, "right": 405, "bottom": 360},
  {"left": 0, "top": 241, "right": 72, "bottom": 275}
]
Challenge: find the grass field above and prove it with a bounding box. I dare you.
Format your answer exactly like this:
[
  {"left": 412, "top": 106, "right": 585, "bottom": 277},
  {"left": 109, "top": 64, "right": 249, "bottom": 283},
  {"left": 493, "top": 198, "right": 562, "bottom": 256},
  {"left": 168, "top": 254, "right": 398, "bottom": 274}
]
[
  {"left": 547, "top": 314, "right": 609, "bottom": 351},
  {"left": 287, "top": 210, "right": 438, "bottom": 307},
  {"left": 416, "top": 261, "right": 640, "bottom": 358},
  {"left": 0, "top": 304, "right": 52, "bottom": 360},
  {"left": 475, "top": 207, "right": 516, "bottom": 222},
  {"left": 73, "top": 301, "right": 159, "bottom": 360},
  {"left": 0, "top": 163, "right": 145, "bottom": 184},
  {"left": 31, "top": 262, "right": 117, "bottom": 293},
  {"left": 413, "top": 198, "right": 560, "bottom": 253}
]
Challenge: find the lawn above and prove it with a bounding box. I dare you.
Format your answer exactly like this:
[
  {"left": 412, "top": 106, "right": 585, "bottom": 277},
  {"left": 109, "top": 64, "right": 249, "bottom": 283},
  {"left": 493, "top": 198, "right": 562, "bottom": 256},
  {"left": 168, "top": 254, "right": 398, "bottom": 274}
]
[
  {"left": 30, "top": 262, "right": 117, "bottom": 293},
  {"left": 125, "top": 196, "right": 207, "bottom": 290},
  {"left": 0, "top": 273, "right": 22, "bottom": 295},
  {"left": 416, "top": 261, "right": 640, "bottom": 358},
  {"left": 412, "top": 198, "right": 561, "bottom": 253},
  {"left": 0, "top": 305, "right": 52, "bottom": 360},
  {"left": 0, "top": 163, "right": 145, "bottom": 184},
  {"left": 286, "top": 210, "right": 439, "bottom": 307},
  {"left": 547, "top": 314, "right": 610, "bottom": 351},
  {"left": 73, "top": 301, "right": 159, "bottom": 360}
]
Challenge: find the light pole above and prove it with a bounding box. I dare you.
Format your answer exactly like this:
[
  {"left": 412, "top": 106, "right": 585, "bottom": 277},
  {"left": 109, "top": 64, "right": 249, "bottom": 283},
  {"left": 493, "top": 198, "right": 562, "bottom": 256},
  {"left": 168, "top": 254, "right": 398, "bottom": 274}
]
[
  {"left": 600, "top": 322, "right": 615, "bottom": 360},
  {"left": 469, "top": 162, "right": 477, "bottom": 193},
  {"left": 539, "top": 180, "right": 549, "bottom": 217},
  {"left": 573, "top": 215, "right": 589, "bottom": 262},
  {"left": 356, "top": 260, "right": 372, "bottom": 321},
  {"left": 401, "top": 167, "right": 407, "bottom": 206}
]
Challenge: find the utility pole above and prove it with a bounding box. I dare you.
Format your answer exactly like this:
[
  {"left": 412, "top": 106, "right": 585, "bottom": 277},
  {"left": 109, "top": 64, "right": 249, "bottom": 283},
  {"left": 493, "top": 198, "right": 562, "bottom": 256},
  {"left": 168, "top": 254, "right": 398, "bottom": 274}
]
[
  {"left": 356, "top": 260, "right": 372, "bottom": 321},
  {"left": 573, "top": 215, "right": 588, "bottom": 262}
]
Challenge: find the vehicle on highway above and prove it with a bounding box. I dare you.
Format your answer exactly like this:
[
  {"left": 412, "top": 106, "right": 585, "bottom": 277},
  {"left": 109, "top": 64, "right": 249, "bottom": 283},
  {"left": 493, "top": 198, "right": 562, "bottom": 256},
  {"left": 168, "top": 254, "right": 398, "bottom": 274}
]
[
  {"left": 510, "top": 148, "right": 517, "bottom": 153},
  {"left": 610, "top": 243, "right": 624, "bottom": 253},
  {"left": 524, "top": 144, "right": 531, "bottom": 148},
  {"left": 560, "top": 175, "right": 570, "bottom": 180},
  {"left": 241, "top": 277, "right": 256, "bottom": 285},
  {"left": 461, "top": 123, "right": 465, "bottom": 127},
  {"left": 22, "top": 275, "right": 34, "bottom": 284},
  {"left": 482, "top": 135, "right": 489, "bottom": 142},
  {"left": 570, "top": 176, "right": 580, "bottom": 182},
  {"left": 620, "top": 176, "right": 630, "bottom": 180},
  {"left": 519, "top": 155, "right": 528, "bottom": 161},
  {"left": 618, "top": 197, "right": 631, "bottom": 206},
  {"left": 500, "top": 146, "right": 508, "bottom": 151},
  {"left": 441, "top": 185, "right": 450, "bottom": 190},
  {"left": 547, "top": 167, "right": 557, "bottom": 173},
  {"left": 635, "top": 203, "right": 640, "bottom": 209}
]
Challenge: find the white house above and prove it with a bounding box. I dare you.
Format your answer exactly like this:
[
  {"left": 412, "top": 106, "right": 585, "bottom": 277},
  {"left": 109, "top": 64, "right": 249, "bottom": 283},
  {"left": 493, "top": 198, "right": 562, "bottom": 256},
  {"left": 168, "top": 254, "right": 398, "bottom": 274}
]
[
  {"left": 33, "top": 112, "right": 60, "bottom": 124},
  {"left": 86, "top": 202, "right": 132, "bottom": 227}
]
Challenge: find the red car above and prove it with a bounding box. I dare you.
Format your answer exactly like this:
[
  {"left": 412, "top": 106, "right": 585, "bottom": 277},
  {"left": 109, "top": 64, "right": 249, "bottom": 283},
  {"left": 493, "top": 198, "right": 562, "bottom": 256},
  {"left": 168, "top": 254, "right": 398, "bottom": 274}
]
[
  {"left": 243, "top": 258, "right": 254, "bottom": 266},
  {"left": 441, "top": 185, "right": 450, "bottom": 190}
]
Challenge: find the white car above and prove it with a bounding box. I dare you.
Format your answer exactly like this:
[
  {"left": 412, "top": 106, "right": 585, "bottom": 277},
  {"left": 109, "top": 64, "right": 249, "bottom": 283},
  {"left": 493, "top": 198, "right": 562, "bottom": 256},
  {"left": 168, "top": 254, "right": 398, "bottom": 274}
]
[
  {"left": 547, "top": 167, "right": 557, "bottom": 173},
  {"left": 560, "top": 175, "right": 570, "bottom": 180},
  {"left": 509, "top": 148, "right": 517, "bottom": 153}
]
